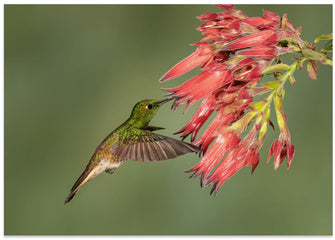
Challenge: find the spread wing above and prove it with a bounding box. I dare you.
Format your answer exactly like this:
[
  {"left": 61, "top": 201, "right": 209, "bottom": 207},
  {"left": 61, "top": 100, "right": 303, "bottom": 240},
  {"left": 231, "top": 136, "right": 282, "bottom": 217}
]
[{"left": 111, "top": 131, "right": 201, "bottom": 162}]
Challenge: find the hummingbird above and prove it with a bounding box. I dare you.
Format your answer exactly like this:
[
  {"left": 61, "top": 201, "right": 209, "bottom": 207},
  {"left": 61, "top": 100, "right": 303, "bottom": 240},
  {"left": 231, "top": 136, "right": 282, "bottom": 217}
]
[{"left": 64, "top": 99, "right": 201, "bottom": 204}]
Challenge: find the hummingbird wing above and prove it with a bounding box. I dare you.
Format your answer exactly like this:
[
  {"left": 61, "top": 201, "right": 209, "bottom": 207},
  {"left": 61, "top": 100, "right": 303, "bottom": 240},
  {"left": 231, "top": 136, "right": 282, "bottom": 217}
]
[{"left": 111, "top": 131, "right": 201, "bottom": 162}]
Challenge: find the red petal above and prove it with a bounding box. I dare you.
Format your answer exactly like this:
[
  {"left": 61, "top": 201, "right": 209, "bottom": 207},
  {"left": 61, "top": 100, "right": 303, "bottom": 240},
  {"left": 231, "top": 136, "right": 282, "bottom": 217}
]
[
  {"left": 241, "top": 17, "right": 276, "bottom": 28},
  {"left": 194, "top": 110, "right": 239, "bottom": 152},
  {"left": 228, "top": 19, "right": 241, "bottom": 30},
  {"left": 219, "top": 28, "right": 240, "bottom": 40},
  {"left": 221, "top": 29, "right": 277, "bottom": 51},
  {"left": 228, "top": 131, "right": 242, "bottom": 150},
  {"left": 217, "top": 19, "right": 235, "bottom": 28},
  {"left": 193, "top": 110, "right": 228, "bottom": 151},
  {"left": 245, "top": 148, "right": 259, "bottom": 166},
  {"left": 263, "top": 10, "right": 281, "bottom": 23},
  {"left": 219, "top": 91, "right": 237, "bottom": 103},
  {"left": 240, "top": 22, "right": 260, "bottom": 34},
  {"left": 215, "top": 4, "right": 235, "bottom": 11},
  {"left": 170, "top": 70, "right": 230, "bottom": 111},
  {"left": 201, "top": 35, "right": 221, "bottom": 42},
  {"left": 277, "top": 29, "right": 303, "bottom": 46},
  {"left": 176, "top": 95, "right": 215, "bottom": 141},
  {"left": 191, "top": 134, "right": 232, "bottom": 181},
  {"left": 197, "top": 20, "right": 217, "bottom": 31},
  {"left": 274, "top": 147, "right": 286, "bottom": 170},
  {"left": 227, "top": 98, "right": 253, "bottom": 110},
  {"left": 160, "top": 43, "right": 213, "bottom": 82},
  {"left": 202, "top": 28, "right": 220, "bottom": 36},
  {"left": 237, "top": 88, "right": 251, "bottom": 99},
  {"left": 216, "top": 12, "right": 239, "bottom": 20},
  {"left": 286, "top": 20, "right": 297, "bottom": 32},
  {"left": 206, "top": 148, "right": 244, "bottom": 194},
  {"left": 165, "top": 70, "right": 212, "bottom": 96},
  {"left": 251, "top": 153, "right": 259, "bottom": 174},
  {"left": 273, "top": 140, "right": 285, "bottom": 160},
  {"left": 197, "top": 13, "right": 218, "bottom": 21},
  {"left": 236, "top": 46, "right": 276, "bottom": 58},
  {"left": 287, "top": 144, "right": 295, "bottom": 168},
  {"left": 234, "top": 65, "right": 262, "bottom": 82},
  {"left": 268, "top": 140, "right": 277, "bottom": 162}
]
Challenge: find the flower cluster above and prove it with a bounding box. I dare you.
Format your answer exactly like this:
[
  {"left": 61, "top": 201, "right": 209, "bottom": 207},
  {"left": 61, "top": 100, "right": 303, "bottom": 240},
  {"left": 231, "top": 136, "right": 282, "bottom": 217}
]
[{"left": 160, "top": 5, "right": 332, "bottom": 194}]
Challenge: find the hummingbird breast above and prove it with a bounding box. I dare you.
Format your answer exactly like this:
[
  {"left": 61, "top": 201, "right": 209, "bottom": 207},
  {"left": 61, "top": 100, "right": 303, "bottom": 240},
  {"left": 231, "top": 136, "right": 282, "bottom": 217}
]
[{"left": 97, "top": 158, "right": 122, "bottom": 173}]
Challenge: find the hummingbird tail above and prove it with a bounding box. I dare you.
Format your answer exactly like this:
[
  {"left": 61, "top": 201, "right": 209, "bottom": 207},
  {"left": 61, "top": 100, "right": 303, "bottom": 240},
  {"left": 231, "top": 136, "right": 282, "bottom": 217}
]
[
  {"left": 64, "top": 189, "right": 79, "bottom": 204},
  {"left": 64, "top": 165, "right": 98, "bottom": 204}
]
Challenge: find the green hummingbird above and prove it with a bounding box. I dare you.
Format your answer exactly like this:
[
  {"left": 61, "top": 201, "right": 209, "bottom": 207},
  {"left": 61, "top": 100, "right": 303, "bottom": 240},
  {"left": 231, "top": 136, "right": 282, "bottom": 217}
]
[{"left": 64, "top": 99, "right": 200, "bottom": 204}]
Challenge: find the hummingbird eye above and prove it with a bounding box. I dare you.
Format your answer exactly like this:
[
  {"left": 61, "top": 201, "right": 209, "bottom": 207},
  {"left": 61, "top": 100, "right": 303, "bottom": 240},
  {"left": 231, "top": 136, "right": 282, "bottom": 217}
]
[{"left": 146, "top": 104, "right": 153, "bottom": 110}]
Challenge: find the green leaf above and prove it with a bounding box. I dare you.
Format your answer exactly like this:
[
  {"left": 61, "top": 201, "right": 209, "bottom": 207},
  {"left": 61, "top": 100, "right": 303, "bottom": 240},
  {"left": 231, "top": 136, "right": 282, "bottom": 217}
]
[
  {"left": 306, "top": 60, "right": 318, "bottom": 80},
  {"left": 323, "top": 57, "right": 333, "bottom": 66},
  {"left": 259, "top": 121, "right": 268, "bottom": 139},
  {"left": 274, "top": 94, "right": 285, "bottom": 131},
  {"left": 264, "top": 107, "right": 271, "bottom": 120},
  {"left": 229, "top": 111, "right": 257, "bottom": 132},
  {"left": 302, "top": 49, "right": 327, "bottom": 62},
  {"left": 321, "top": 40, "right": 332, "bottom": 52},
  {"left": 279, "top": 88, "right": 285, "bottom": 99},
  {"left": 261, "top": 81, "right": 281, "bottom": 89},
  {"left": 262, "top": 64, "right": 290, "bottom": 75},
  {"left": 288, "top": 74, "right": 296, "bottom": 86},
  {"left": 250, "top": 100, "right": 266, "bottom": 111},
  {"left": 255, "top": 114, "right": 263, "bottom": 127},
  {"left": 314, "top": 33, "right": 333, "bottom": 44}
]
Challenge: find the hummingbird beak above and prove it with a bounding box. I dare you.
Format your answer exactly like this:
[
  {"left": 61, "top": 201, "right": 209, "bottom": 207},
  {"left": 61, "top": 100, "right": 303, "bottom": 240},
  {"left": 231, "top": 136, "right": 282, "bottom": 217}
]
[{"left": 158, "top": 98, "right": 172, "bottom": 106}]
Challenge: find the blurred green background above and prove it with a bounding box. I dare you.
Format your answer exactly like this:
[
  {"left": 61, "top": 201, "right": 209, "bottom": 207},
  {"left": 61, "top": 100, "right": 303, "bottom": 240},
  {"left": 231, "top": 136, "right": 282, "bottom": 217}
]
[{"left": 4, "top": 5, "right": 332, "bottom": 235}]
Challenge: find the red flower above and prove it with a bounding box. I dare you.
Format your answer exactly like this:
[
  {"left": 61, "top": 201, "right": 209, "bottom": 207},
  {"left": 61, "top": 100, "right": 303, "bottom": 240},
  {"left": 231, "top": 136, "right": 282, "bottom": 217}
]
[
  {"left": 268, "top": 137, "right": 295, "bottom": 170},
  {"left": 160, "top": 43, "right": 213, "bottom": 82},
  {"left": 268, "top": 94, "right": 295, "bottom": 170},
  {"left": 159, "top": 5, "right": 327, "bottom": 194}
]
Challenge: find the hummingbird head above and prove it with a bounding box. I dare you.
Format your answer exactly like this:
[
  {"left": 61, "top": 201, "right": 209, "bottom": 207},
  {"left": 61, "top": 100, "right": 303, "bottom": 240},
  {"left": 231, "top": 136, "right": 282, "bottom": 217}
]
[{"left": 127, "top": 99, "right": 171, "bottom": 129}]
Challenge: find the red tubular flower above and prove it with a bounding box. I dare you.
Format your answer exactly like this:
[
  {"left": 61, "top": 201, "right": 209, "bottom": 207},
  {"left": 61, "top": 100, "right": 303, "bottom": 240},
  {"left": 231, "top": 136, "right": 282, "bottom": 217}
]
[
  {"left": 268, "top": 94, "right": 295, "bottom": 169},
  {"left": 204, "top": 127, "right": 260, "bottom": 195},
  {"left": 269, "top": 122, "right": 295, "bottom": 168},
  {"left": 220, "top": 29, "right": 278, "bottom": 51},
  {"left": 166, "top": 70, "right": 230, "bottom": 111},
  {"left": 236, "top": 46, "right": 293, "bottom": 59},
  {"left": 159, "top": 5, "right": 312, "bottom": 194},
  {"left": 186, "top": 131, "right": 241, "bottom": 185},
  {"left": 160, "top": 43, "right": 214, "bottom": 82},
  {"left": 174, "top": 95, "right": 216, "bottom": 142},
  {"left": 268, "top": 137, "right": 295, "bottom": 170}
]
